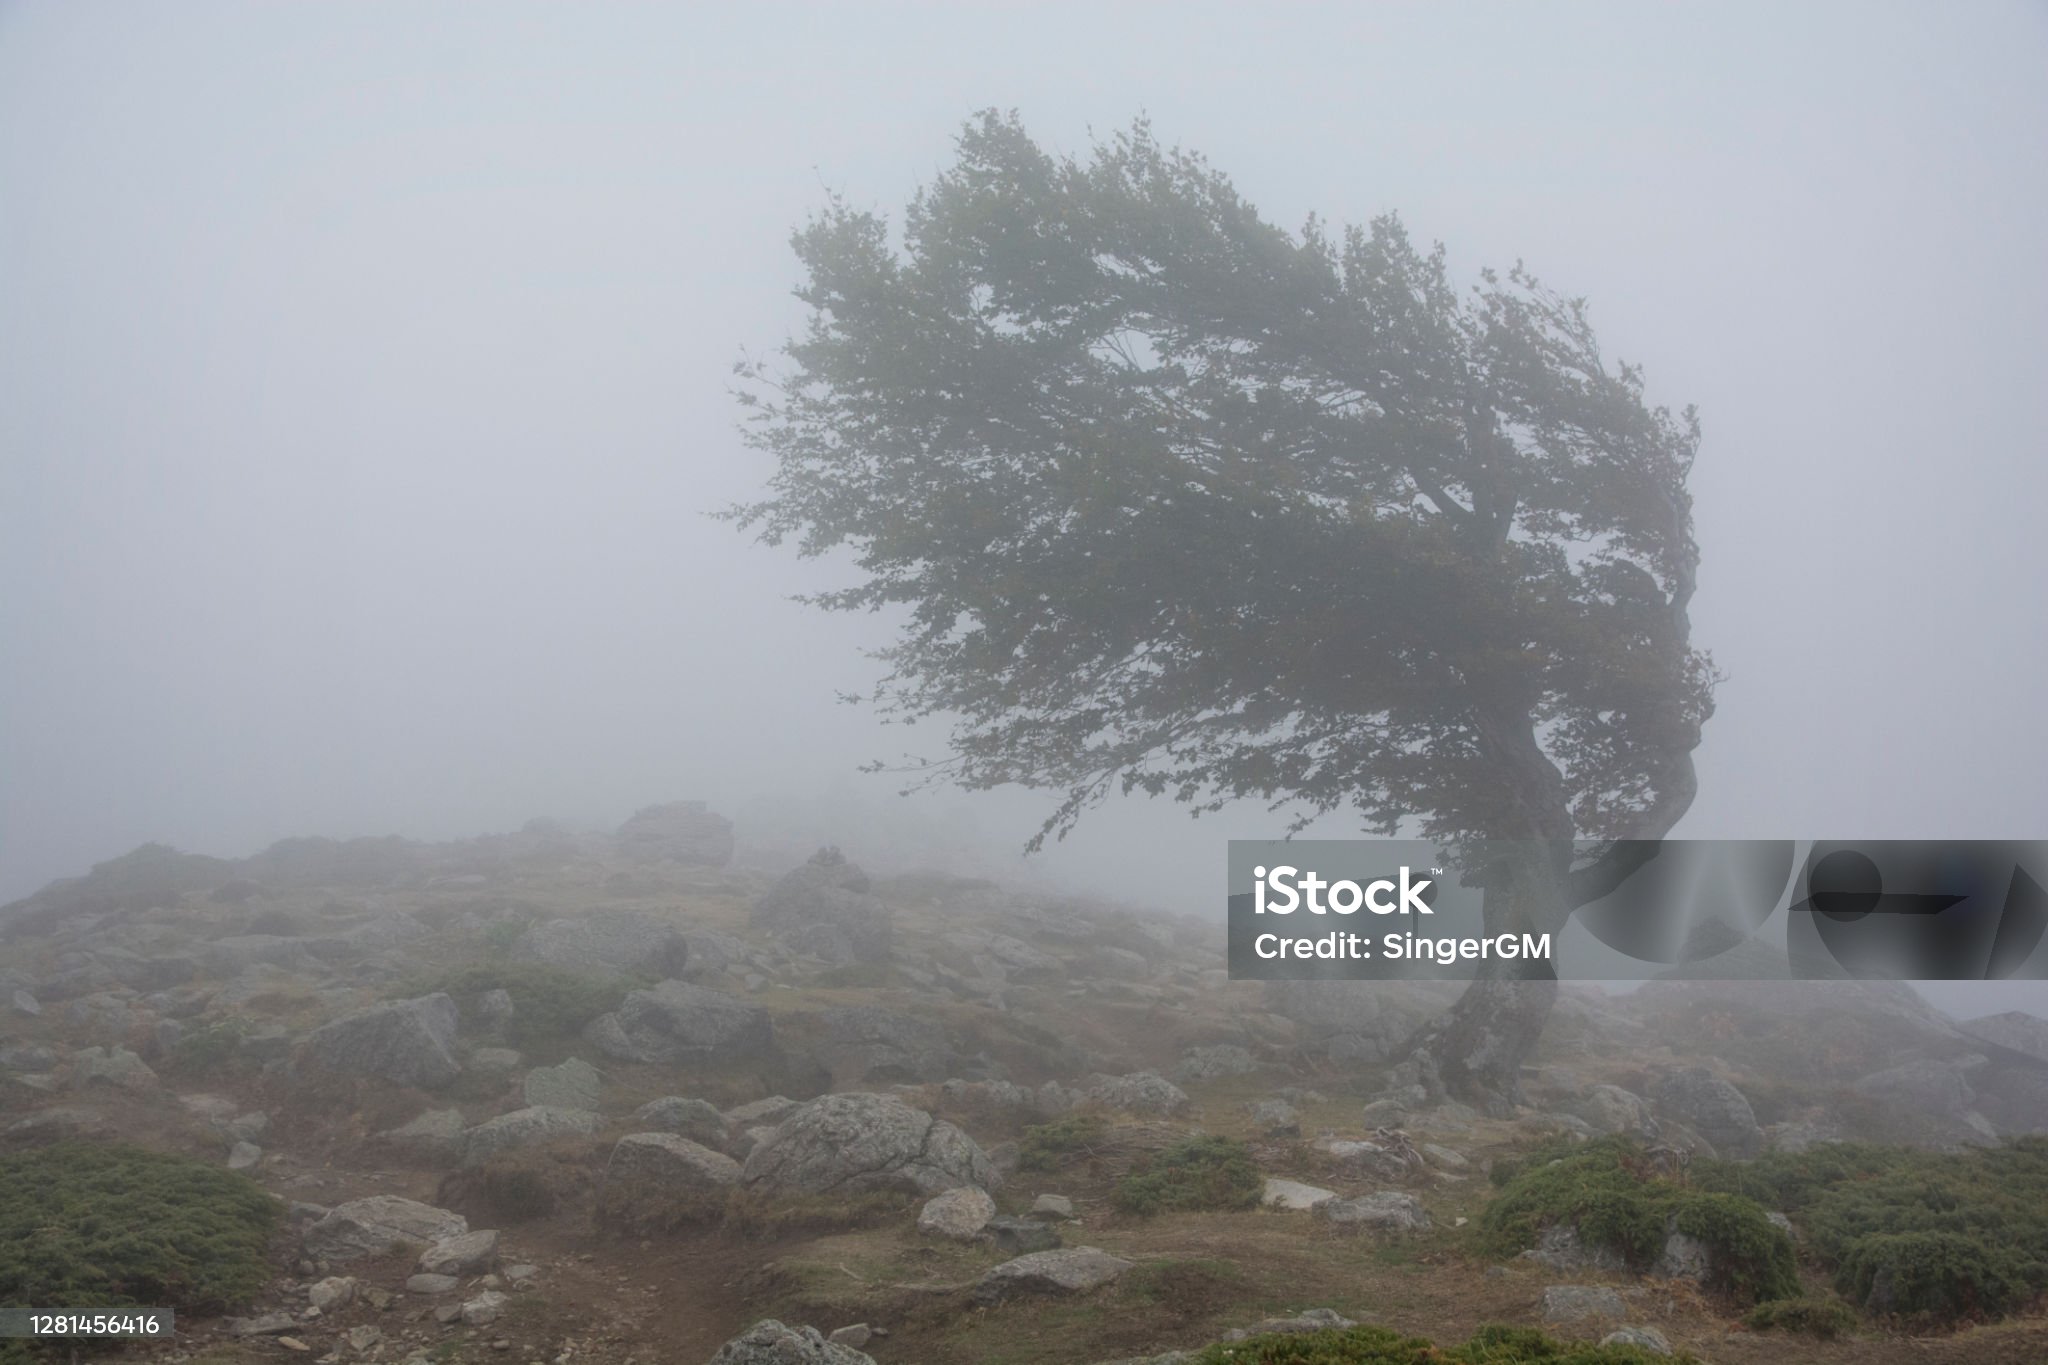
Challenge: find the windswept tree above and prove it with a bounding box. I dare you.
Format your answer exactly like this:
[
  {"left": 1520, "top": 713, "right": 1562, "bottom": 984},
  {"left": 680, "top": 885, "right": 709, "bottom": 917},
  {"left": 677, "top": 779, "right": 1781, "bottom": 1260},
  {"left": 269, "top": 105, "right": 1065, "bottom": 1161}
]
[{"left": 732, "top": 112, "right": 1716, "bottom": 1112}]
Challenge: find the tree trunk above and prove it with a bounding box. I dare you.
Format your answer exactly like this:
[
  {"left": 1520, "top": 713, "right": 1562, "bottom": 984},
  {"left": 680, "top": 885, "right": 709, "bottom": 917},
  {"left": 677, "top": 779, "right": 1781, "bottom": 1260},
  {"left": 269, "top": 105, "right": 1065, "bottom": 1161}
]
[{"left": 1394, "top": 839, "right": 1570, "bottom": 1116}]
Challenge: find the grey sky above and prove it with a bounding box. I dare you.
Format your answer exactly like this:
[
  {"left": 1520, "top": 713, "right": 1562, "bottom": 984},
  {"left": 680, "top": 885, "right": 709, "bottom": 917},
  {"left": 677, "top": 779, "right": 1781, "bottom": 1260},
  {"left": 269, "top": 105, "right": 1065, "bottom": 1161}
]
[{"left": 3, "top": 3, "right": 2044, "bottom": 1009}]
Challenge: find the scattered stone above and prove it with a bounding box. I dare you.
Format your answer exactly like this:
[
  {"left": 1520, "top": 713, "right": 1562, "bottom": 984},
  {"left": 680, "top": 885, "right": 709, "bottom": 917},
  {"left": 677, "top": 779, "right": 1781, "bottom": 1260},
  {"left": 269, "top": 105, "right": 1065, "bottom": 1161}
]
[
  {"left": 470, "top": 1046, "right": 525, "bottom": 1074},
  {"left": 302, "top": 1196, "right": 468, "bottom": 1264},
  {"left": 346, "top": 1324, "right": 385, "bottom": 1352},
  {"left": 230, "top": 1313, "right": 300, "bottom": 1336},
  {"left": 584, "top": 981, "right": 776, "bottom": 1066},
  {"left": 227, "top": 1140, "right": 263, "bottom": 1170},
  {"left": 10, "top": 989, "right": 39, "bottom": 1017},
  {"left": 373, "top": 1107, "right": 468, "bottom": 1164},
  {"left": 633, "top": 1096, "right": 729, "bottom": 1146},
  {"left": 917, "top": 1186, "right": 996, "bottom": 1240},
  {"left": 277, "top": 1336, "right": 309, "bottom": 1352},
  {"left": 307, "top": 1277, "right": 357, "bottom": 1311},
  {"left": 460, "top": 1291, "right": 510, "bottom": 1326},
  {"left": 826, "top": 1325, "right": 872, "bottom": 1350},
  {"left": 1540, "top": 1285, "right": 1628, "bottom": 1322},
  {"left": 1222, "top": 1308, "right": 1357, "bottom": 1341},
  {"left": 1080, "top": 1071, "right": 1189, "bottom": 1116},
  {"left": 751, "top": 848, "right": 893, "bottom": 965},
  {"left": 1261, "top": 1178, "right": 1336, "bottom": 1212},
  {"left": 74, "top": 1045, "right": 158, "bottom": 1090},
  {"left": 1423, "top": 1143, "right": 1469, "bottom": 1171},
  {"left": 1518, "top": 1225, "right": 1629, "bottom": 1273},
  {"left": 972, "top": 1247, "right": 1133, "bottom": 1305},
  {"left": 407, "top": 1273, "right": 460, "bottom": 1295},
  {"left": 1316, "top": 1191, "right": 1431, "bottom": 1233},
  {"left": 1175, "top": 1044, "right": 1257, "bottom": 1081},
  {"left": 706, "top": 1318, "right": 877, "bottom": 1364},
  {"left": 1649, "top": 1067, "right": 1761, "bottom": 1158},
  {"left": 1248, "top": 1100, "right": 1300, "bottom": 1137},
  {"left": 515, "top": 911, "right": 692, "bottom": 980},
  {"left": 723, "top": 1096, "right": 802, "bottom": 1128},
  {"left": 1029, "top": 1193, "right": 1074, "bottom": 1220}
]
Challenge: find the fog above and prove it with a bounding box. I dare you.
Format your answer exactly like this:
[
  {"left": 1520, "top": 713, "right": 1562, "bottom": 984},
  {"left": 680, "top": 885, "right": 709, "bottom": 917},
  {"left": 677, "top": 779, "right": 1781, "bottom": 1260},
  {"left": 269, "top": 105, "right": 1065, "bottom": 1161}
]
[{"left": 3, "top": 3, "right": 2044, "bottom": 1013}]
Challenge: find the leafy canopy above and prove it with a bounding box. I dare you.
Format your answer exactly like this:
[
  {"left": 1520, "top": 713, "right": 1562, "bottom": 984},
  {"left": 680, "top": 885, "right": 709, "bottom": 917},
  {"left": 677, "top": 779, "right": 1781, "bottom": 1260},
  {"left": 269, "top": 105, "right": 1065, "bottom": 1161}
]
[{"left": 734, "top": 112, "right": 1714, "bottom": 849}]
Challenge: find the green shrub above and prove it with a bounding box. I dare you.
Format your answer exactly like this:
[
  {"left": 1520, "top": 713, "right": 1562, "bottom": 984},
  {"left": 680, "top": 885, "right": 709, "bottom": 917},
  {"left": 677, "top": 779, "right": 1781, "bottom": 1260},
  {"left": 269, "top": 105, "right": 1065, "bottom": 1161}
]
[
  {"left": 1693, "top": 1136, "right": 2048, "bottom": 1323},
  {"left": 395, "top": 962, "right": 629, "bottom": 1046},
  {"left": 1186, "top": 1323, "right": 1697, "bottom": 1363},
  {"left": 1480, "top": 1136, "right": 1795, "bottom": 1303},
  {"left": 166, "top": 1017, "right": 256, "bottom": 1076},
  {"left": 1114, "top": 1134, "right": 1263, "bottom": 1215},
  {"left": 0, "top": 1143, "right": 278, "bottom": 1313},
  {"left": 1743, "top": 1296, "right": 1860, "bottom": 1340},
  {"left": 1017, "top": 1114, "right": 1110, "bottom": 1172}
]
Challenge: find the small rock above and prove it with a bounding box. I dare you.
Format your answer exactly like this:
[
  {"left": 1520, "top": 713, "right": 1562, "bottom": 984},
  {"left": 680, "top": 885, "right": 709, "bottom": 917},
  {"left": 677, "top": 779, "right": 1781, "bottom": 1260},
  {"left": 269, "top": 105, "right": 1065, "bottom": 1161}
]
[
  {"left": 984, "top": 1214, "right": 1061, "bottom": 1254},
  {"left": 420, "top": 1229, "right": 500, "bottom": 1277},
  {"left": 1541, "top": 1285, "right": 1628, "bottom": 1322},
  {"left": 1261, "top": 1178, "right": 1336, "bottom": 1212},
  {"left": 308, "top": 1277, "right": 358, "bottom": 1311},
  {"left": 227, "top": 1140, "right": 263, "bottom": 1170},
  {"left": 972, "top": 1247, "right": 1133, "bottom": 1305},
  {"left": 278, "top": 1337, "right": 310, "bottom": 1352},
  {"left": 826, "top": 1324, "right": 872, "bottom": 1349},
  {"left": 347, "top": 1325, "right": 386, "bottom": 1352},
  {"left": 1316, "top": 1191, "right": 1431, "bottom": 1232},
  {"left": 1028, "top": 1193, "right": 1074, "bottom": 1220},
  {"left": 460, "top": 1291, "right": 510, "bottom": 1326},
  {"left": 1600, "top": 1326, "right": 1671, "bottom": 1355},
  {"left": 917, "top": 1186, "right": 996, "bottom": 1241},
  {"left": 407, "top": 1274, "right": 460, "bottom": 1295}
]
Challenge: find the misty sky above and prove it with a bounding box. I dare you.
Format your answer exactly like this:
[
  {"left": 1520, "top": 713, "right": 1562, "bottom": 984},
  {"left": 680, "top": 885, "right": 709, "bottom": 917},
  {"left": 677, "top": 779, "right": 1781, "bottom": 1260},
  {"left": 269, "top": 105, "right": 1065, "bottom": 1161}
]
[{"left": 3, "top": 3, "right": 2045, "bottom": 1010}]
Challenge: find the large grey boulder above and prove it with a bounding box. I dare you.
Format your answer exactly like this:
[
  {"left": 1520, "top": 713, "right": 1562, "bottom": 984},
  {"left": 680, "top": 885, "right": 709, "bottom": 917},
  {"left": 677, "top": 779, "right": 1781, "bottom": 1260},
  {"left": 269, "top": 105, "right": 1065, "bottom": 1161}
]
[
  {"left": 802, "top": 1006, "right": 958, "bottom": 1086},
  {"left": 1316, "top": 1191, "right": 1432, "bottom": 1233},
  {"left": 1572, "top": 1084, "right": 1659, "bottom": 1138},
  {"left": 418, "top": 1229, "right": 499, "bottom": 1276},
  {"left": 1176, "top": 1044, "right": 1258, "bottom": 1081},
  {"left": 1648, "top": 1067, "right": 1761, "bottom": 1158},
  {"left": 633, "top": 1096, "right": 729, "bottom": 1147},
  {"left": 584, "top": 981, "right": 775, "bottom": 1066},
  {"left": 751, "top": 848, "right": 892, "bottom": 964},
  {"left": 971, "top": 1247, "right": 1132, "bottom": 1305},
  {"left": 513, "top": 911, "right": 691, "bottom": 980},
  {"left": 605, "top": 1132, "right": 742, "bottom": 1191},
  {"left": 461, "top": 1105, "right": 603, "bottom": 1166},
  {"left": 617, "top": 801, "right": 735, "bottom": 866},
  {"left": 302, "top": 1196, "right": 468, "bottom": 1263},
  {"left": 1081, "top": 1071, "right": 1190, "bottom": 1116},
  {"left": 372, "top": 1108, "right": 467, "bottom": 1165},
  {"left": 707, "top": 1320, "right": 875, "bottom": 1365},
  {"left": 299, "top": 994, "right": 461, "bottom": 1088},
  {"left": 916, "top": 1186, "right": 996, "bottom": 1240},
  {"left": 1853, "top": 1059, "right": 1975, "bottom": 1116},
  {"left": 742, "top": 1092, "right": 998, "bottom": 1197}
]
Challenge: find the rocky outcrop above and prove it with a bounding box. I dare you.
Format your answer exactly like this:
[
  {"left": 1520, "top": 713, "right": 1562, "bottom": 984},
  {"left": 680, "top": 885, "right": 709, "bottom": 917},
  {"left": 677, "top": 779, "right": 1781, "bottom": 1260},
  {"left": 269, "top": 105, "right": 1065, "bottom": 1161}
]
[
  {"left": 751, "top": 848, "right": 892, "bottom": 964},
  {"left": 299, "top": 994, "right": 462, "bottom": 1088},
  {"left": 742, "top": 1092, "right": 997, "bottom": 1197},
  {"left": 971, "top": 1247, "right": 1132, "bottom": 1305},
  {"left": 1081, "top": 1071, "right": 1190, "bottom": 1116},
  {"left": 616, "top": 801, "right": 734, "bottom": 867},
  {"left": 605, "top": 1132, "right": 742, "bottom": 1191},
  {"left": 584, "top": 980, "right": 775, "bottom": 1065}
]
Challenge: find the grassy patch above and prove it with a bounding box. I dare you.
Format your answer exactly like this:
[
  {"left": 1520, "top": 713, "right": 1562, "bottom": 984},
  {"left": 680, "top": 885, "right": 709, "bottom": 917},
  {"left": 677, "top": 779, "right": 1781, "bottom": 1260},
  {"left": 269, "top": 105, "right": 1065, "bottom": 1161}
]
[
  {"left": 1743, "top": 1295, "right": 1860, "bottom": 1339},
  {"left": 1480, "top": 1136, "right": 1794, "bottom": 1304},
  {"left": 1018, "top": 1114, "right": 1111, "bottom": 1173},
  {"left": 1119, "top": 1256, "right": 1250, "bottom": 1318},
  {"left": 1114, "top": 1135, "right": 1263, "bottom": 1216}
]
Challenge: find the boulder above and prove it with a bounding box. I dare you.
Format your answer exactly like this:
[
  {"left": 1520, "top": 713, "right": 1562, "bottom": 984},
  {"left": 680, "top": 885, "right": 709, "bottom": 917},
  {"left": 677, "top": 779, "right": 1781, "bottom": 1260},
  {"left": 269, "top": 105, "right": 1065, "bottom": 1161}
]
[
  {"left": 522, "top": 1057, "right": 602, "bottom": 1111},
  {"left": 299, "top": 994, "right": 461, "bottom": 1088},
  {"left": 1601, "top": 1327, "right": 1672, "bottom": 1355},
  {"left": 751, "top": 848, "right": 892, "bottom": 964},
  {"left": 1175, "top": 1044, "right": 1258, "bottom": 1081},
  {"left": 372, "top": 1108, "right": 468, "bottom": 1164},
  {"left": 584, "top": 981, "right": 775, "bottom": 1065},
  {"left": 616, "top": 801, "right": 735, "bottom": 867},
  {"left": 1572, "top": 1084, "right": 1658, "bottom": 1138},
  {"left": 742, "top": 1092, "right": 998, "bottom": 1197},
  {"left": 513, "top": 911, "right": 692, "bottom": 980},
  {"left": 1248, "top": 1099, "right": 1300, "bottom": 1137},
  {"left": 917, "top": 1186, "right": 996, "bottom": 1240},
  {"left": 461, "top": 1105, "right": 603, "bottom": 1166},
  {"left": 302, "top": 1196, "right": 467, "bottom": 1263},
  {"left": 707, "top": 1319, "right": 876, "bottom": 1365},
  {"left": 803, "top": 1006, "right": 958, "bottom": 1085},
  {"left": 1540, "top": 1285, "right": 1627, "bottom": 1323},
  {"left": 1648, "top": 1067, "right": 1761, "bottom": 1158},
  {"left": 606, "top": 1132, "right": 742, "bottom": 1191},
  {"left": 1262, "top": 1178, "right": 1336, "bottom": 1212},
  {"left": 971, "top": 1247, "right": 1132, "bottom": 1305},
  {"left": 985, "top": 1214, "right": 1061, "bottom": 1254},
  {"left": 633, "top": 1095, "right": 729, "bottom": 1147}
]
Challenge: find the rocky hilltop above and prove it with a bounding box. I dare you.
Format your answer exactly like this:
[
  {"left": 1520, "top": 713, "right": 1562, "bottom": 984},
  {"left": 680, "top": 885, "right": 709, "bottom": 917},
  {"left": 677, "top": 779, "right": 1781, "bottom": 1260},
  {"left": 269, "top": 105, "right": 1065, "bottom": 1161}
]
[{"left": 3, "top": 807, "right": 2046, "bottom": 1365}]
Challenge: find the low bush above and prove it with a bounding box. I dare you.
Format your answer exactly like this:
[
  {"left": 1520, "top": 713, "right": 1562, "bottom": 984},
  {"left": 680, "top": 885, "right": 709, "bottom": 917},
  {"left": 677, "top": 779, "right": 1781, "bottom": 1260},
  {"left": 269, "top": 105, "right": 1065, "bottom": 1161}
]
[
  {"left": 1693, "top": 1136, "right": 2048, "bottom": 1324},
  {"left": 1480, "top": 1136, "right": 1794, "bottom": 1304},
  {"left": 165, "top": 1017, "right": 257, "bottom": 1077},
  {"left": 1018, "top": 1114, "right": 1110, "bottom": 1172},
  {"left": 1187, "top": 1324, "right": 1697, "bottom": 1363},
  {"left": 1114, "top": 1134, "right": 1263, "bottom": 1215},
  {"left": 0, "top": 1142, "right": 279, "bottom": 1314}
]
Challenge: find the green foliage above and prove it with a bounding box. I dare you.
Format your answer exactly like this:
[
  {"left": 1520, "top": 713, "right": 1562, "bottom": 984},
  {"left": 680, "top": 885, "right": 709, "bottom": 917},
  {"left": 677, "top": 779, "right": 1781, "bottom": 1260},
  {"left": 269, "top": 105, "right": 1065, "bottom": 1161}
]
[
  {"left": 1017, "top": 1114, "right": 1110, "bottom": 1172},
  {"left": 1693, "top": 1136, "right": 2048, "bottom": 1323},
  {"left": 0, "top": 1143, "right": 278, "bottom": 1315},
  {"left": 1479, "top": 1136, "right": 1795, "bottom": 1304},
  {"left": 1186, "top": 1324, "right": 1696, "bottom": 1363},
  {"left": 731, "top": 110, "right": 1713, "bottom": 851},
  {"left": 397, "top": 962, "right": 628, "bottom": 1046},
  {"left": 1742, "top": 1296, "right": 1859, "bottom": 1340},
  {"left": 1114, "top": 1134, "right": 1263, "bottom": 1215},
  {"left": 167, "top": 1017, "right": 256, "bottom": 1076}
]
